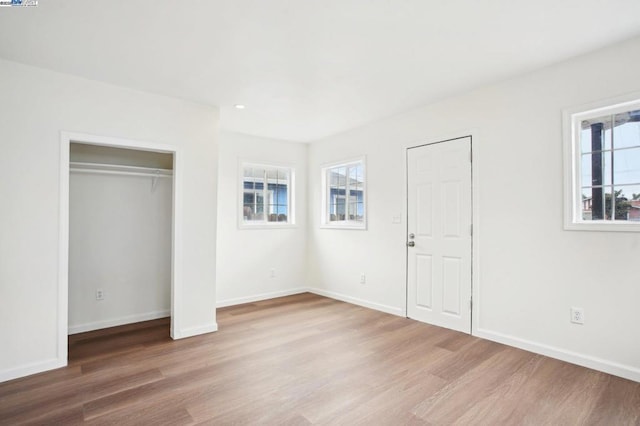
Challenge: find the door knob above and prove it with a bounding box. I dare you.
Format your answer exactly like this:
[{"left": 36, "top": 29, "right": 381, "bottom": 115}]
[{"left": 407, "top": 241, "right": 415, "bottom": 247}]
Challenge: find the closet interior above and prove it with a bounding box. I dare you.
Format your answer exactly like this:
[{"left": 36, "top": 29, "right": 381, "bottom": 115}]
[{"left": 68, "top": 143, "right": 174, "bottom": 335}]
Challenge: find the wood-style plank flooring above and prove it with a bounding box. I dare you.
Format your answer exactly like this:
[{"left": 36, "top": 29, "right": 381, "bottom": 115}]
[{"left": 1, "top": 293, "right": 639, "bottom": 425}]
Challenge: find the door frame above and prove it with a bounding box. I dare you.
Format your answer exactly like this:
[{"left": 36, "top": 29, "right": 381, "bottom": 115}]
[
  {"left": 404, "top": 134, "right": 478, "bottom": 334},
  {"left": 58, "top": 131, "right": 183, "bottom": 366}
]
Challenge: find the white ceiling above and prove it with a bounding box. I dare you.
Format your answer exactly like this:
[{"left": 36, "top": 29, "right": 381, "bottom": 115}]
[{"left": 1, "top": 1, "right": 639, "bottom": 142}]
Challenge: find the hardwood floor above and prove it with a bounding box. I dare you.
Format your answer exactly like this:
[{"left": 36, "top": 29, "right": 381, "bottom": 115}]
[{"left": 1, "top": 293, "right": 639, "bottom": 425}]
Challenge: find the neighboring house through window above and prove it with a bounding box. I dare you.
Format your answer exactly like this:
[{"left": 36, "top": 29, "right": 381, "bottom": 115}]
[
  {"left": 564, "top": 95, "right": 640, "bottom": 231},
  {"left": 322, "top": 158, "right": 366, "bottom": 229},
  {"left": 241, "top": 163, "right": 294, "bottom": 227}
]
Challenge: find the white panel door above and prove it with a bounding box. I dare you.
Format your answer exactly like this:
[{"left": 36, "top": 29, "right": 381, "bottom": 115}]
[{"left": 407, "top": 137, "right": 472, "bottom": 333}]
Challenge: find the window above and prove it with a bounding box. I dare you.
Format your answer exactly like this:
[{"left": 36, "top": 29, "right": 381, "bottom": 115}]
[
  {"left": 564, "top": 96, "right": 640, "bottom": 231},
  {"left": 241, "top": 163, "right": 294, "bottom": 227},
  {"left": 322, "top": 158, "right": 366, "bottom": 229}
]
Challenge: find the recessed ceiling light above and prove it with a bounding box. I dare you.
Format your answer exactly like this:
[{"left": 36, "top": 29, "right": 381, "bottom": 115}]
[{"left": 234, "top": 104, "right": 245, "bottom": 109}]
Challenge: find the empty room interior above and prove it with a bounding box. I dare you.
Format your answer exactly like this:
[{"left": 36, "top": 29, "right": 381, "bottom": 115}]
[{"left": 1, "top": 1, "right": 640, "bottom": 424}]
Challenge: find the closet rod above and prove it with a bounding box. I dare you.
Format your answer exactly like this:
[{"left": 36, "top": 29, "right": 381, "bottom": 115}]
[{"left": 70, "top": 161, "right": 173, "bottom": 178}]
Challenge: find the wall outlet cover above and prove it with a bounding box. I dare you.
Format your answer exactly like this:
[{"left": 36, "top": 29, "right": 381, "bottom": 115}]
[{"left": 570, "top": 307, "right": 584, "bottom": 324}]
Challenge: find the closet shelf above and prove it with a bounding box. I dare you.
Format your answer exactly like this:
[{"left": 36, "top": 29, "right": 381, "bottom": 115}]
[{"left": 70, "top": 162, "right": 173, "bottom": 178}]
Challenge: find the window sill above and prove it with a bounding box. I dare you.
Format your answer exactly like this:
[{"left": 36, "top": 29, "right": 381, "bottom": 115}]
[
  {"left": 320, "top": 223, "right": 367, "bottom": 230},
  {"left": 564, "top": 221, "right": 640, "bottom": 232},
  {"left": 239, "top": 223, "right": 297, "bottom": 230}
]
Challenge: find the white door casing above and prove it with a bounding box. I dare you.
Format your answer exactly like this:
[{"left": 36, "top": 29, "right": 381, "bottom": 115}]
[
  {"left": 406, "top": 136, "right": 472, "bottom": 333},
  {"left": 59, "top": 131, "right": 184, "bottom": 371}
]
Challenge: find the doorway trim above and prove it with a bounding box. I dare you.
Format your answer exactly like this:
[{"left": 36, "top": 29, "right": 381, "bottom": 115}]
[
  {"left": 58, "top": 131, "right": 183, "bottom": 366},
  {"left": 404, "top": 134, "right": 479, "bottom": 335}
]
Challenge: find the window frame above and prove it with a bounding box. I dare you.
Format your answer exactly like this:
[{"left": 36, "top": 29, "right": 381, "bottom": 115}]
[
  {"left": 238, "top": 161, "right": 295, "bottom": 229},
  {"left": 563, "top": 93, "right": 640, "bottom": 232},
  {"left": 321, "top": 157, "right": 367, "bottom": 230}
]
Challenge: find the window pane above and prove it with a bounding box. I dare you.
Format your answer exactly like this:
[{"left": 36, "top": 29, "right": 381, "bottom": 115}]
[
  {"left": 581, "top": 115, "right": 612, "bottom": 153},
  {"left": 352, "top": 164, "right": 363, "bottom": 188},
  {"left": 244, "top": 196, "right": 264, "bottom": 220},
  {"left": 348, "top": 201, "right": 357, "bottom": 220},
  {"left": 355, "top": 202, "right": 364, "bottom": 222},
  {"left": 602, "top": 186, "right": 614, "bottom": 220},
  {"left": 329, "top": 169, "right": 336, "bottom": 187},
  {"left": 347, "top": 166, "right": 356, "bottom": 192},
  {"left": 613, "top": 110, "right": 640, "bottom": 149},
  {"left": 581, "top": 186, "right": 613, "bottom": 221},
  {"left": 347, "top": 164, "right": 364, "bottom": 222},
  {"left": 355, "top": 163, "right": 363, "bottom": 183},
  {"left": 266, "top": 168, "right": 278, "bottom": 180},
  {"left": 325, "top": 161, "right": 365, "bottom": 226},
  {"left": 335, "top": 195, "right": 346, "bottom": 220},
  {"left": 241, "top": 165, "right": 292, "bottom": 224},
  {"left": 617, "top": 184, "right": 640, "bottom": 221},
  {"left": 609, "top": 187, "right": 632, "bottom": 221},
  {"left": 243, "top": 203, "right": 254, "bottom": 220},
  {"left": 613, "top": 148, "right": 640, "bottom": 185},
  {"left": 337, "top": 197, "right": 346, "bottom": 217},
  {"left": 581, "top": 152, "right": 611, "bottom": 187},
  {"left": 276, "top": 184, "right": 288, "bottom": 207},
  {"left": 256, "top": 192, "right": 264, "bottom": 210},
  {"left": 243, "top": 169, "right": 255, "bottom": 191},
  {"left": 243, "top": 186, "right": 260, "bottom": 221},
  {"left": 571, "top": 101, "right": 640, "bottom": 228},
  {"left": 336, "top": 167, "right": 347, "bottom": 188},
  {"left": 581, "top": 188, "right": 593, "bottom": 221},
  {"left": 328, "top": 166, "right": 348, "bottom": 222},
  {"left": 254, "top": 167, "right": 266, "bottom": 180},
  {"left": 349, "top": 166, "right": 357, "bottom": 183},
  {"left": 616, "top": 184, "right": 640, "bottom": 203},
  {"left": 278, "top": 168, "right": 289, "bottom": 184}
]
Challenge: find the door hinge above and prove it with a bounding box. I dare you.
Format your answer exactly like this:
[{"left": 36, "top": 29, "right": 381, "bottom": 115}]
[
  {"left": 470, "top": 223, "right": 473, "bottom": 236},
  {"left": 470, "top": 298, "right": 473, "bottom": 311}
]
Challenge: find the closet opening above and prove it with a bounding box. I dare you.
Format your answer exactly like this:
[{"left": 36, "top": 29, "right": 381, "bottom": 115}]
[{"left": 58, "top": 132, "right": 183, "bottom": 366}]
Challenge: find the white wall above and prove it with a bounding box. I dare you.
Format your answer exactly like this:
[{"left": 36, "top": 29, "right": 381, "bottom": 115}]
[
  {"left": 308, "top": 36, "right": 640, "bottom": 381},
  {"left": 68, "top": 172, "right": 172, "bottom": 333},
  {"left": 0, "top": 59, "right": 218, "bottom": 382},
  {"left": 216, "top": 131, "right": 308, "bottom": 306}
]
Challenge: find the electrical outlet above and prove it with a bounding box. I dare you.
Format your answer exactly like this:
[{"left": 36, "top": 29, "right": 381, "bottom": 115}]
[
  {"left": 359, "top": 273, "right": 366, "bottom": 284},
  {"left": 270, "top": 268, "right": 276, "bottom": 278},
  {"left": 96, "top": 289, "right": 105, "bottom": 301},
  {"left": 570, "top": 307, "right": 584, "bottom": 324}
]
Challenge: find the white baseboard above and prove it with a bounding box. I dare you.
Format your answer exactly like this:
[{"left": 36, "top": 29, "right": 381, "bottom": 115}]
[
  {"left": 68, "top": 310, "right": 170, "bottom": 335},
  {"left": 0, "top": 357, "right": 66, "bottom": 384},
  {"left": 172, "top": 322, "right": 218, "bottom": 339},
  {"left": 307, "top": 289, "right": 639, "bottom": 382},
  {"left": 216, "top": 286, "right": 404, "bottom": 317},
  {"left": 216, "top": 287, "right": 308, "bottom": 308},
  {"left": 476, "top": 327, "right": 640, "bottom": 383},
  {"left": 307, "top": 287, "right": 404, "bottom": 317}
]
